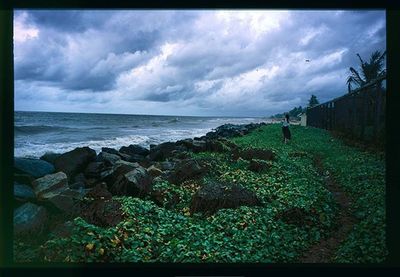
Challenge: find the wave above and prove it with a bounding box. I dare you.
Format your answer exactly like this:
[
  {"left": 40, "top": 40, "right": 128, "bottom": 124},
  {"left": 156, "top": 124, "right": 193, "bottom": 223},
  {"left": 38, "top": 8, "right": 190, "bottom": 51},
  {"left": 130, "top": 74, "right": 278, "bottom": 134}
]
[
  {"left": 14, "top": 134, "right": 151, "bottom": 158},
  {"left": 14, "top": 127, "right": 215, "bottom": 158},
  {"left": 168, "top": 118, "right": 180, "bottom": 123},
  {"left": 14, "top": 125, "right": 73, "bottom": 135}
]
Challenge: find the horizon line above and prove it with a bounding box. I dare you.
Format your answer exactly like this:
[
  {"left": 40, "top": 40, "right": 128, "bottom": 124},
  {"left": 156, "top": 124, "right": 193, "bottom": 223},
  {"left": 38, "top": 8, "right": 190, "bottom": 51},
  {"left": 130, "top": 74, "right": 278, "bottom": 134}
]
[{"left": 14, "top": 109, "right": 270, "bottom": 119}]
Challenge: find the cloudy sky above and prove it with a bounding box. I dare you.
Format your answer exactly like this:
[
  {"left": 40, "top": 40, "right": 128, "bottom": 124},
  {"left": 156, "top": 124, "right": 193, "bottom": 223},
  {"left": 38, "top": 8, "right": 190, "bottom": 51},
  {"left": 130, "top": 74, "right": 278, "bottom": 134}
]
[{"left": 14, "top": 10, "right": 386, "bottom": 117}]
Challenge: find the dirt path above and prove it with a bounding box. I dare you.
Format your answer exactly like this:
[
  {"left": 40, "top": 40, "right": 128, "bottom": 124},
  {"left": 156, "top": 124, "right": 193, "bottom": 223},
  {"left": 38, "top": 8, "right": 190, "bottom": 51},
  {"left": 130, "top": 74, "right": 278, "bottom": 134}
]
[{"left": 299, "top": 155, "right": 357, "bottom": 263}]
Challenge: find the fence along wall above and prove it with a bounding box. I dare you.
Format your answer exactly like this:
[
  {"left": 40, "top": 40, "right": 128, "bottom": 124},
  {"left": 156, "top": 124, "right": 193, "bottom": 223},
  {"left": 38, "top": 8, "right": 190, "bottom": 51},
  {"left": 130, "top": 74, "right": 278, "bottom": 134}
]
[{"left": 306, "top": 75, "right": 386, "bottom": 144}]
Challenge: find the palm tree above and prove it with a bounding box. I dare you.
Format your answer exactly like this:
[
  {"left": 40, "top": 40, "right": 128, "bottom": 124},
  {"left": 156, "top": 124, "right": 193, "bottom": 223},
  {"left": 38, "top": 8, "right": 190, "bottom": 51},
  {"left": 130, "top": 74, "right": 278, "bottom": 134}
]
[{"left": 346, "top": 50, "right": 386, "bottom": 93}]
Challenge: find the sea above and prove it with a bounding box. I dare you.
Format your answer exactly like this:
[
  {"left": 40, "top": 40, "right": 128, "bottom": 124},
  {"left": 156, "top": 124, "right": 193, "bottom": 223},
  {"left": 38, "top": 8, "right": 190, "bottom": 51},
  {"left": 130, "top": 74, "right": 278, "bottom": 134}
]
[{"left": 14, "top": 111, "right": 269, "bottom": 158}]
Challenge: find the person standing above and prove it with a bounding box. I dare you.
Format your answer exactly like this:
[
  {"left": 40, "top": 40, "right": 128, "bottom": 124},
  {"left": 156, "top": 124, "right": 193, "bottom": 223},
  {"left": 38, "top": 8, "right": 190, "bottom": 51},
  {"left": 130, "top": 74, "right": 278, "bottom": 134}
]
[{"left": 282, "top": 113, "right": 291, "bottom": 144}]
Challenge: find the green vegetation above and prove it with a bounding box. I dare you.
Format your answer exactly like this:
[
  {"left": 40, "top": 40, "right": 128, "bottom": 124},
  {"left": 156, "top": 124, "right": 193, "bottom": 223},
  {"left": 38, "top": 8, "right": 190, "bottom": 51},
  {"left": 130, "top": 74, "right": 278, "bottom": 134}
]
[
  {"left": 17, "top": 124, "right": 386, "bottom": 263},
  {"left": 347, "top": 50, "right": 386, "bottom": 93},
  {"left": 270, "top": 105, "right": 306, "bottom": 120},
  {"left": 308, "top": 94, "right": 319, "bottom": 108}
]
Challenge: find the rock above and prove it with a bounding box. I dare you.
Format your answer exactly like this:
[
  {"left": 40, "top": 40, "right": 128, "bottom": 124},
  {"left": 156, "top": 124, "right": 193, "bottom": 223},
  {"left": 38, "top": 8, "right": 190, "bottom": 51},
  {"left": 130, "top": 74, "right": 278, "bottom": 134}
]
[
  {"left": 14, "top": 183, "right": 36, "bottom": 202},
  {"left": 84, "top": 162, "right": 106, "bottom": 179},
  {"left": 110, "top": 166, "right": 152, "bottom": 196},
  {"left": 167, "top": 159, "right": 207, "bottom": 184},
  {"left": 101, "top": 160, "right": 140, "bottom": 189},
  {"left": 205, "top": 123, "right": 266, "bottom": 139},
  {"left": 51, "top": 221, "right": 74, "bottom": 238},
  {"left": 44, "top": 188, "right": 87, "bottom": 213},
  {"left": 234, "top": 148, "right": 275, "bottom": 161},
  {"left": 101, "top": 147, "right": 121, "bottom": 156},
  {"left": 147, "top": 142, "right": 177, "bottom": 161},
  {"left": 14, "top": 173, "right": 35, "bottom": 186},
  {"left": 147, "top": 165, "right": 163, "bottom": 177},
  {"left": 96, "top": 151, "right": 121, "bottom": 166},
  {"left": 32, "top": 172, "right": 85, "bottom": 213},
  {"left": 206, "top": 139, "right": 231, "bottom": 153},
  {"left": 85, "top": 183, "right": 112, "bottom": 200},
  {"left": 14, "top": 157, "right": 55, "bottom": 178},
  {"left": 248, "top": 159, "right": 272, "bottom": 173},
  {"left": 32, "top": 172, "right": 68, "bottom": 199},
  {"left": 176, "top": 138, "right": 193, "bottom": 148},
  {"left": 157, "top": 161, "right": 176, "bottom": 171},
  {"left": 54, "top": 147, "right": 96, "bottom": 180},
  {"left": 14, "top": 202, "right": 48, "bottom": 237},
  {"left": 190, "top": 181, "right": 262, "bottom": 215},
  {"left": 117, "top": 152, "right": 134, "bottom": 161},
  {"left": 125, "top": 154, "right": 146, "bottom": 163},
  {"left": 119, "top": 144, "right": 149, "bottom": 157},
  {"left": 40, "top": 152, "right": 62, "bottom": 165},
  {"left": 69, "top": 173, "right": 86, "bottom": 190},
  {"left": 78, "top": 199, "right": 123, "bottom": 227},
  {"left": 189, "top": 140, "right": 207, "bottom": 153},
  {"left": 176, "top": 138, "right": 204, "bottom": 152}
]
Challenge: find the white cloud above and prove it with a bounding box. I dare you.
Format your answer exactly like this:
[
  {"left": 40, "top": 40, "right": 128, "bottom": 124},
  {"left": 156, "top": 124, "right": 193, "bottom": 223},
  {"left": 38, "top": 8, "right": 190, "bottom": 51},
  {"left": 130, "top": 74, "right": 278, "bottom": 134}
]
[
  {"left": 14, "top": 10, "right": 386, "bottom": 116},
  {"left": 14, "top": 12, "right": 39, "bottom": 43}
]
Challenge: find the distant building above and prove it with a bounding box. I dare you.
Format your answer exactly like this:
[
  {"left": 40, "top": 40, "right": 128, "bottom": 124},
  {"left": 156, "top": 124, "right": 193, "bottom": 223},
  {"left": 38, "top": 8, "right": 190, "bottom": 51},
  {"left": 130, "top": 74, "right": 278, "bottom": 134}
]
[{"left": 299, "top": 113, "right": 307, "bottom": 126}]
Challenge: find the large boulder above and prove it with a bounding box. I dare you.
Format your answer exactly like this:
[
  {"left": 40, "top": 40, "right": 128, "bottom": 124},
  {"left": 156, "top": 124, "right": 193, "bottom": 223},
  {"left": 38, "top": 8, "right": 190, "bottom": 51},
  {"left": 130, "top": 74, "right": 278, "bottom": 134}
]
[
  {"left": 50, "top": 221, "right": 74, "bottom": 238},
  {"left": 156, "top": 161, "right": 176, "bottom": 171},
  {"left": 205, "top": 123, "right": 266, "bottom": 139},
  {"left": 14, "top": 158, "right": 55, "bottom": 178},
  {"left": 69, "top": 173, "right": 87, "bottom": 190},
  {"left": 233, "top": 148, "right": 275, "bottom": 161},
  {"left": 54, "top": 147, "right": 96, "bottom": 180},
  {"left": 78, "top": 199, "right": 123, "bottom": 228},
  {"left": 147, "top": 142, "right": 177, "bottom": 161},
  {"left": 44, "top": 189, "right": 86, "bottom": 213},
  {"left": 101, "top": 147, "right": 121, "bottom": 156},
  {"left": 84, "top": 162, "right": 107, "bottom": 179},
  {"left": 32, "top": 172, "right": 85, "bottom": 213},
  {"left": 14, "top": 183, "right": 36, "bottom": 203},
  {"left": 110, "top": 166, "right": 152, "bottom": 197},
  {"left": 205, "top": 139, "right": 231, "bottom": 153},
  {"left": 101, "top": 160, "right": 140, "bottom": 188},
  {"left": 190, "top": 181, "right": 262, "bottom": 215},
  {"left": 119, "top": 144, "right": 149, "bottom": 157},
  {"left": 96, "top": 151, "right": 121, "bottom": 166},
  {"left": 167, "top": 159, "right": 207, "bottom": 184},
  {"left": 177, "top": 139, "right": 207, "bottom": 153},
  {"left": 85, "top": 183, "right": 112, "bottom": 200},
  {"left": 147, "top": 165, "right": 163, "bottom": 177},
  {"left": 32, "top": 172, "right": 68, "bottom": 199},
  {"left": 75, "top": 184, "right": 121, "bottom": 227},
  {"left": 14, "top": 173, "right": 35, "bottom": 186},
  {"left": 248, "top": 159, "right": 272, "bottom": 173},
  {"left": 40, "top": 152, "right": 62, "bottom": 165},
  {"left": 14, "top": 202, "right": 48, "bottom": 237}
]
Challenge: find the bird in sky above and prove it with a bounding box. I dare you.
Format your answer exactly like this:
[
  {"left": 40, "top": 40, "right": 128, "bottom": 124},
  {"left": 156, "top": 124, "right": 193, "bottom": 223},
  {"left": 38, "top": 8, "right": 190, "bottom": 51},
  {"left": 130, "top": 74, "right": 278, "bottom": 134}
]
[{"left": 305, "top": 59, "right": 310, "bottom": 62}]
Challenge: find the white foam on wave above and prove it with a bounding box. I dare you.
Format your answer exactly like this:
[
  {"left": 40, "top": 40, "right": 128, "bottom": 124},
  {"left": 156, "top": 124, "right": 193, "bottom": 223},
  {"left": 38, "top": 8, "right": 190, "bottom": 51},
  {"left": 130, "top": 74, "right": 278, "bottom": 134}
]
[
  {"left": 14, "top": 134, "right": 150, "bottom": 158},
  {"left": 14, "top": 127, "right": 214, "bottom": 158}
]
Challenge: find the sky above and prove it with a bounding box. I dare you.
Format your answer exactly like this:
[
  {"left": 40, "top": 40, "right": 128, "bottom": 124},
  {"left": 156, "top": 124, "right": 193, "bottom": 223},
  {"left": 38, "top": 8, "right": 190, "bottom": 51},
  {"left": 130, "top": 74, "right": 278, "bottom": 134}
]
[{"left": 13, "top": 10, "right": 386, "bottom": 117}]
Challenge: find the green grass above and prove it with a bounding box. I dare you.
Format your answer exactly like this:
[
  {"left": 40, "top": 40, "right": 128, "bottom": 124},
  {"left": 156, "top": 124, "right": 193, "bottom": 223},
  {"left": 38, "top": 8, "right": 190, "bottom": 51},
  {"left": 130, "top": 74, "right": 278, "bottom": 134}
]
[{"left": 16, "top": 124, "right": 386, "bottom": 263}]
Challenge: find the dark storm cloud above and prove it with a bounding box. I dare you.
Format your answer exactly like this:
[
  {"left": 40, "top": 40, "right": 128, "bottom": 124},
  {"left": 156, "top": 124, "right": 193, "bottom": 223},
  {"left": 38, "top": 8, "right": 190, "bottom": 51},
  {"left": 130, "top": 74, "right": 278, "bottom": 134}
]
[
  {"left": 14, "top": 10, "right": 386, "bottom": 116},
  {"left": 24, "top": 10, "right": 109, "bottom": 33}
]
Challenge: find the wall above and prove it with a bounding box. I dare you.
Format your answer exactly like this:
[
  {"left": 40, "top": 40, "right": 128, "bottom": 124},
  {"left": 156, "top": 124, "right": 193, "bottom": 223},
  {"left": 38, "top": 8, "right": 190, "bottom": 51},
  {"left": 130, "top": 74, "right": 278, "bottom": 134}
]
[{"left": 306, "top": 76, "right": 386, "bottom": 145}]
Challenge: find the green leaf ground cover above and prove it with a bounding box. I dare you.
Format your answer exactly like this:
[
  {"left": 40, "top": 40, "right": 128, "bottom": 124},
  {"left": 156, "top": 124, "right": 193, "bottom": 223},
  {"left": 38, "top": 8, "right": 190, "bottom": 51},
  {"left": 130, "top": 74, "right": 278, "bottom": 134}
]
[{"left": 16, "top": 124, "right": 386, "bottom": 263}]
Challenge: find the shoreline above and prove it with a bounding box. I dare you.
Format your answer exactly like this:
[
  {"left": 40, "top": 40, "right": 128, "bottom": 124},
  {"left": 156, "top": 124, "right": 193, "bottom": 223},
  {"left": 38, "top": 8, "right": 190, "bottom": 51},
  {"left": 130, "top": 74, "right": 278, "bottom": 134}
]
[{"left": 14, "top": 121, "right": 271, "bottom": 159}]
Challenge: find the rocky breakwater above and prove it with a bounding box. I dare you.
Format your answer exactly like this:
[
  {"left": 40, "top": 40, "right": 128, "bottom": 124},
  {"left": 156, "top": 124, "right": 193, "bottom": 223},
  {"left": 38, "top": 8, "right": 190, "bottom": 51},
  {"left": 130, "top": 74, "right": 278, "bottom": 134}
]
[{"left": 13, "top": 121, "right": 272, "bottom": 242}]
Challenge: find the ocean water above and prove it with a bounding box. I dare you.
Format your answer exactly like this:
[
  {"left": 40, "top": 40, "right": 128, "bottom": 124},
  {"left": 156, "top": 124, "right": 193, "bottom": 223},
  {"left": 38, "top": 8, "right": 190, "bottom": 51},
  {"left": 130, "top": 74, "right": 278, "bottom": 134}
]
[{"left": 14, "top": 111, "right": 268, "bottom": 158}]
